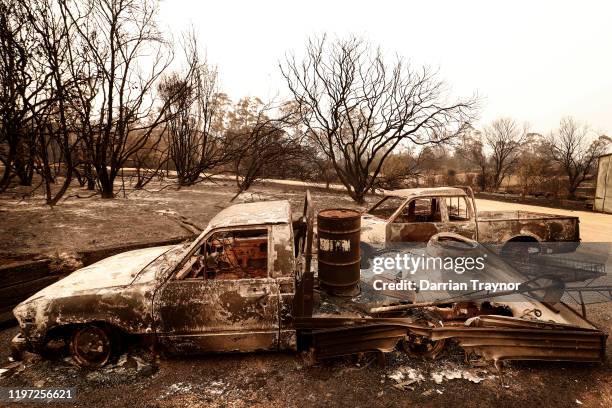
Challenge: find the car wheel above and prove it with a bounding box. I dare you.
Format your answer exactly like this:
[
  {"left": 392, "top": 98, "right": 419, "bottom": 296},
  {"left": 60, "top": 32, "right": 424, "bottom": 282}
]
[
  {"left": 70, "top": 325, "right": 113, "bottom": 368},
  {"left": 400, "top": 311, "right": 446, "bottom": 359},
  {"left": 400, "top": 333, "right": 446, "bottom": 359}
]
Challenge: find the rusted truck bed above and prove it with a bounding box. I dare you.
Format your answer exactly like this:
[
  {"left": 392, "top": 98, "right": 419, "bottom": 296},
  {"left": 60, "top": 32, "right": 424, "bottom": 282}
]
[
  {"left": 477, "top": 210, "right": 578, "bottom": 222},
  {"left": 477, "top": 210, "right": 580, "bottom": 244}
]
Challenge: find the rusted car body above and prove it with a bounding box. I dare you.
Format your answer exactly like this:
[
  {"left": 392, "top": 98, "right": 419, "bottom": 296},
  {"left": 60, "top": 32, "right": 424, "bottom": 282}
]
[
  {"left": 361, "top": 187, "right": 580, "bottom": 252},
  {"left": 11, "top": 193, "right": 605, "bottom": 368},
  {"left": 12, "top": 201, "right": 300, "bottom": 363}
]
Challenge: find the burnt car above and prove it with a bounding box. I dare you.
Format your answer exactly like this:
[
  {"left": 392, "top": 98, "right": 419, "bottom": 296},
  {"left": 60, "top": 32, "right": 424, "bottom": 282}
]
[
  {"left": 11, "top": 194, "right": 607, "bottom": 368},
  {"left": 12, "top": 200, "right": 301, "bottom": 367},
  {"left": 361, "top": 187, "right": 580, "bottom": 254}
]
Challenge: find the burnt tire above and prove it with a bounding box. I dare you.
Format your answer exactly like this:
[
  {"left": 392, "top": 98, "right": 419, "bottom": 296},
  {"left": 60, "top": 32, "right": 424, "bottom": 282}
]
[
  {"left": 40, "top": 336, "right": 69, "bottom": 361},
  {"left": 70, "top": 325, "right": 119, "bottom": 368},
  {"left": 400, "top": 311, "right": 447, "bottom": 359},
  {"left": 400, "top": 334, "right": 447, "bottom": 359}
]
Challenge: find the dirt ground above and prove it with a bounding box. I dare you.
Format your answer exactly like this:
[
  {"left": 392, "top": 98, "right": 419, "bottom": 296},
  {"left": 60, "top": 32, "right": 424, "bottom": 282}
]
[
  {"left": 0, "top": 178, "right": 611, "bottom": 407},
  {"left": 0, "top": 178, "right": 365, "bottom": 258}
]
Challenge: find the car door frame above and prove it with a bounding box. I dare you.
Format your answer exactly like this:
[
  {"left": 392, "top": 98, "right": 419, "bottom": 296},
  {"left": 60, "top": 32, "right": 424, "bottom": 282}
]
[
  {"left": 151, "top": 224, "right": 281, "bottom": 354},
  {"left": 439, "top": 195, "right": 478, "bottom": 240},
  {"left": 385, "top": 196, "right": 448, "bottom": 243}
]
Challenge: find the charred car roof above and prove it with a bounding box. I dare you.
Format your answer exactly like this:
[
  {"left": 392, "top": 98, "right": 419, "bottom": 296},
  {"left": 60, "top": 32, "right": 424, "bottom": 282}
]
[
  {"left": 207, "top": 200, "right": 291, "bottom": 229},
  {"left": 382, "top": 187, "right": 467, "bottom": 198}
]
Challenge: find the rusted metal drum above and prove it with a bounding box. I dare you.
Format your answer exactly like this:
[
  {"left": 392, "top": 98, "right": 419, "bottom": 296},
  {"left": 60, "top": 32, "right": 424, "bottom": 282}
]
[{"left": 317, "top": 209, "right": 361, "bottom": 296}]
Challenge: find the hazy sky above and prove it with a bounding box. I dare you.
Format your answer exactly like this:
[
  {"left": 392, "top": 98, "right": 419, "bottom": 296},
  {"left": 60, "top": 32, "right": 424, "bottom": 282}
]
[{"left": 159, "top": 0, "right": 612, "bottom": 135}]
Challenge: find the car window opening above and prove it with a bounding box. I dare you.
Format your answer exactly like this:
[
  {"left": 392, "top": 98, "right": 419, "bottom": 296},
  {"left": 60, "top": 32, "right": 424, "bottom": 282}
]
[
  {"left": 367, "top": 196, "right": 405, "bottom": 220},
  {"left": 393, "top": 198, "right": 441, "bottom": 223},
  {"left": 446, "top": 196, "right": 470, "bottom": 221},
  {"left": 175, "top": 229, "right": 268, "bottom": 280}
]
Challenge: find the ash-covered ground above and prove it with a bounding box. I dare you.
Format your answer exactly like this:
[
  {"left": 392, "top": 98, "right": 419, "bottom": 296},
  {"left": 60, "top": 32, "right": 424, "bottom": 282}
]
[{"left": 0, "top": 179, "right": 611, "bottom": 407}]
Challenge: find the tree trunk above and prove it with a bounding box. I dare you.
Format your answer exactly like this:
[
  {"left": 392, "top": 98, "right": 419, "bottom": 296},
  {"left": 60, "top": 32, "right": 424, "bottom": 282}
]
[
  {"left": 74, "top": 168, "right": 86, "bottom": 187},
  {"left": 100, "top": 187, "right": 114, "bottom": 199},
  {"left": 230, "top": 189, "right": 242, "bottom": 202},
  {"left": 0, "top": 146, "right": 15, "bottom": 192},
  {"left": 567, "top": 184, "right": 578, "bottom": 199},
  {"left": 15, "top": 157, "right": 33, "bottom": 186},
  {"left": 47, "top": 171, "right": 73, "bottom": 206},
  {"left": 99, "top": 172, "right": 114, "bottom": 198},
  {"left": 349, "top": 188, "right": 366, "bottom": 205}
]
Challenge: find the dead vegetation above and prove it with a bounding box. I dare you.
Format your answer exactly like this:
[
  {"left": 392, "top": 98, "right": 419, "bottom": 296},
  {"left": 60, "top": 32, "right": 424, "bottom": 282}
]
[{"left": 2, "top": 0, "right": 608, "bottom": 206}]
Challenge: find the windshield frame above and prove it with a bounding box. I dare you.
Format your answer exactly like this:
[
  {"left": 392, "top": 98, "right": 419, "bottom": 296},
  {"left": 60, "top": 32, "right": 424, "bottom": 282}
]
[{"left": 367, "top": 195, "right": 408, "bottom": 221}]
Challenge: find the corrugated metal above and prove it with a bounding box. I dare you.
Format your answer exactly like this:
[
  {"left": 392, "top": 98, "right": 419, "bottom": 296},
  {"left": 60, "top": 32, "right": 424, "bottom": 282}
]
[{"left": 295, "top": 316, "right": 606, "bottom": 362}]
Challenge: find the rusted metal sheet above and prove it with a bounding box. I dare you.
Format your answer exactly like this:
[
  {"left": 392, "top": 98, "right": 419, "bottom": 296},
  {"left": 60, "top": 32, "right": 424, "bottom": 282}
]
[
  {"left": 311, "top": 325, "right": 408, "bottom": 359},
  {"left": 206, "top": 201, "right": 291, "bottom": 230},
  {"left": 295, "top": 317, "right": 424, "bottom": 358},
  {"left": 430, "top": 326, "right": 606, "bottom": 363},
  {"left": 295, "top": 312, "right": 606, "bottom": 363},
  {"left": 317, "top": 209, "right": 361, "bottom": 296}
]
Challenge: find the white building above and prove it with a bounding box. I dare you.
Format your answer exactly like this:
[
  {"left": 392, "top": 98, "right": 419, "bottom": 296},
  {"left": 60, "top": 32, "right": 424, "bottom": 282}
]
[{"left": 594, "top": 153, "right": 612, "bottom": 213}]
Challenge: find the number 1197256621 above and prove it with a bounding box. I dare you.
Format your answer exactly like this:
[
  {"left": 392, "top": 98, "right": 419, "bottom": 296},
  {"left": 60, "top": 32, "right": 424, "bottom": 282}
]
[{"left": 1, "top": 388, "right": 76, "bottom": 401}]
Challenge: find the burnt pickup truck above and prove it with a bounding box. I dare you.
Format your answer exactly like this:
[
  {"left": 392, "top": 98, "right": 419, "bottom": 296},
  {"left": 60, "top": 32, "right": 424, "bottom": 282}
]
[
  {"left": 11, "top": 193, "right": 605, "bottom": 368},
  {"left": 361, "top": 187, "right": 580, "bottom": 253}
]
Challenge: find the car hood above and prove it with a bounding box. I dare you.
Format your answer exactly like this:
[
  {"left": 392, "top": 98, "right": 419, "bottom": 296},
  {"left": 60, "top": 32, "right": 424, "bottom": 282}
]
[{"left": 23, "top": 245, "right": 176, "bottom": 302}]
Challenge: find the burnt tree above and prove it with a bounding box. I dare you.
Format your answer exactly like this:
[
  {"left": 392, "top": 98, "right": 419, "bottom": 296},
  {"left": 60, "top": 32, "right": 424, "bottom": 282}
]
[
  {"left": 0, "top": 1, "right": 41, "bottom": 190},
  {"left": 547, "top": 117, "right": 610, "bottom": 198},
  {"left": 455, "top": 126, "right": 489, "bottom": 191},
  {"left": 25, "top": 0, "right": 86, "bottom": 205},
  {"left": 281, "top": 35, "right": 476, "bottom": 203},
  {"left": 483, "top": 118, "right": 527, "bottom": 190},
  {"left": 227, "top": 98, "right": 302, "bottom": 201},
  {"left": 60, "top": 0, "right": 177, "bottom": 198},
  {"left": 160, "top": 33, "right": 233, "bottom": 186}
]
